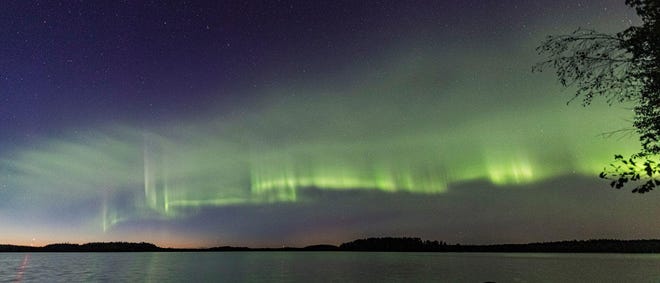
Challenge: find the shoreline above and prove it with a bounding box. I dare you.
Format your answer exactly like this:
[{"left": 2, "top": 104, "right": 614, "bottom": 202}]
[{"left": 4, "top": 238, "right": 660, "bottom": 253}]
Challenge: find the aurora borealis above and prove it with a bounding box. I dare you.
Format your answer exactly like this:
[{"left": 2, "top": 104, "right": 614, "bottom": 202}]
[{"left": 1, "top": 0, "right": 658, "bottom": 248}]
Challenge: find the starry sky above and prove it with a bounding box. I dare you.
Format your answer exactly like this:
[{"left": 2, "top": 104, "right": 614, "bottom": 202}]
[{"left": 0, "top": 0, "right": 656, "bottom": 248}]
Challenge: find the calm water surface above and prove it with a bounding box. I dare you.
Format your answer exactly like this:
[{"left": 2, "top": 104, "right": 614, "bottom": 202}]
[{"left": 1, "top": 252, "right": 660, "bottom": 282}]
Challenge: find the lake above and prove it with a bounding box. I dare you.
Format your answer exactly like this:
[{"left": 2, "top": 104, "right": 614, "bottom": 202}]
[{"left": 1, "top": 252, "right": 660, "bottom": 282}]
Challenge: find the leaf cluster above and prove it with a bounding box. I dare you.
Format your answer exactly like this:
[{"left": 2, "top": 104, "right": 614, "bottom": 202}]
[
  {"left": 533, "top": 28, "right": 640, "bottom": 105},
  {"left": 600, "top": 154, "right": 660, "bottom": 193}
]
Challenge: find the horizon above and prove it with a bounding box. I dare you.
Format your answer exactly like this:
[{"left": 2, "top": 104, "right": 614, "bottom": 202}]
[
  {"left": 7, "top": 236, "right": 660, "bottom": 250},
  {"left": 2, "top": 0, "right": 657, "bottom": 249}
]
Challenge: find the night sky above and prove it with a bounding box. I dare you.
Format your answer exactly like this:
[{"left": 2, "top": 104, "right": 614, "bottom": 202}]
[{"left": 0, "top": 1, "right": 655, "bottom": 248}]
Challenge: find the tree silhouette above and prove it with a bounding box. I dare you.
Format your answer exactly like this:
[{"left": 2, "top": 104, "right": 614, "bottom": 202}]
[{"left": 535, "top": 0, "right": 659, "bottom": 193}]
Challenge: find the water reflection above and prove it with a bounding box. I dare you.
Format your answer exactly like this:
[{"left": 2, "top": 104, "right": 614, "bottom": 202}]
[
  {"left": 14, "top": 254, "right": 29, "bottom": 283},
  {"left": 1, "top": 252, "right": 660, "bottom": 282}
]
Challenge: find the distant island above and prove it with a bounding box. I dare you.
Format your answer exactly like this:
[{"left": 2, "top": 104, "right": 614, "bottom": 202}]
[{"left": 4, "top": 237, "right": 660, "bottom": 253}]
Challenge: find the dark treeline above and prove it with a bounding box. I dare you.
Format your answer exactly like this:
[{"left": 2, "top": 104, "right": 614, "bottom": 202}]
[
  {"left": 339, "top": 238, "right": 660, "bottom": 253},
  {"left": 447, "top": 239, "right": 660, "bottom": 253},
  {"left": 339, "top": 237, "right": 447, "bottom": 251},
  {"left": 42, "top": 242, "right": 161, "bottom": 252},
  {"left": 4, "top": 238, "right": 660, "bottom": 253}
]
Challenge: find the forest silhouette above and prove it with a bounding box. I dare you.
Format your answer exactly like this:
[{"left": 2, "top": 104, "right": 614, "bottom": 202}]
[{"left": 3, "top": 237, "right": 660, "bottom": 253}]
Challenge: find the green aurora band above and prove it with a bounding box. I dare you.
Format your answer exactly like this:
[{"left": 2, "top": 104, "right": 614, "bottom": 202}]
[{"left": 0, "top": 51, "right": 640, "bottom": 232}]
